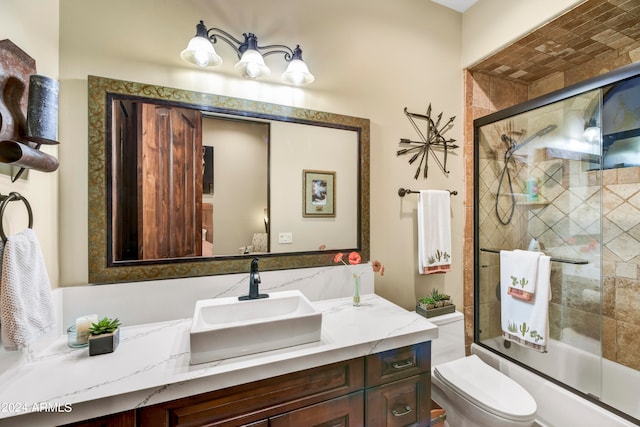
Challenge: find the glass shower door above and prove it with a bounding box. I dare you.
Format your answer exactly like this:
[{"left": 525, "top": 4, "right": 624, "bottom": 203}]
[{"left": 475, "top": 87, "right": 604, "bottom": 399}]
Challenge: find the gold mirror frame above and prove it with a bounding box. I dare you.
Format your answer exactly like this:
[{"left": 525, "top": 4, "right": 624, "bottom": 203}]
[{"left": 88, "top": 76, "right": 370, "bottom": 284}]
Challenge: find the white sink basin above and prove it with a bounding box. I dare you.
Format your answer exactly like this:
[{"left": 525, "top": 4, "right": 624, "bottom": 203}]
[{"left": 190, "top": 290, "right": 322, "bottom": 364}]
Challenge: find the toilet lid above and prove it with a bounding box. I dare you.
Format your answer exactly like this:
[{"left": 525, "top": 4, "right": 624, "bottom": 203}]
[{"left": 434, "top": 355, "right": 536, "bottom": 422}]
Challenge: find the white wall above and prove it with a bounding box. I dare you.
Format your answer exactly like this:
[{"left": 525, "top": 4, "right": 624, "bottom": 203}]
[
  {"left": 462, "top": 0, "right": 585, "bottom": 67},
  {"left": 1, "top": 0, "right": 59, "bottom": 286}
]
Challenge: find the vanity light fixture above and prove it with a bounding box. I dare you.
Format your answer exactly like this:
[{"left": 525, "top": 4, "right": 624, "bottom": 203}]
[{"left": 181, "top": 21, "right": 315, "bottom": 86}]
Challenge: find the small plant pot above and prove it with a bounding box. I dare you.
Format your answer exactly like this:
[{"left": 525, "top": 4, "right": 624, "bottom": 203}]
[
  {"left": 88, "top": 328, "right": 120, "bottom": 356},
  {"left": 416, "top": 303, "right": 456, "bottom": 319}
]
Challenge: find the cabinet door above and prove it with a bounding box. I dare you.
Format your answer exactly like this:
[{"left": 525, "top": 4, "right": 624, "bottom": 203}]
[
  {"left": 270, "top": 392, "right": 364, "bottom": 427},
  {"left": 365, "top": 374, "right": 430, "bottom": 427}
]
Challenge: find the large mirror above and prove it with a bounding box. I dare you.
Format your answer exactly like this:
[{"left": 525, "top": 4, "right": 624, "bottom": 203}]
[{"left": 88, "top": 76, "right": 370, "bottom": 284}]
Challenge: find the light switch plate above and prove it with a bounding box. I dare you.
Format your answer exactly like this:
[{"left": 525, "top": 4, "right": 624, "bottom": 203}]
[{"left": 278, "top": 232, "right": 293, "bottom": 244}]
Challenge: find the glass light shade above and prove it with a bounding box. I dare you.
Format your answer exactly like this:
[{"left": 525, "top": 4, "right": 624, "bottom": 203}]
[
  {"left": 180, "top": 36, "right": 222, "bottom": 67},
  {"left": 583, "top": 126, "right": 602, "bottom": 144},
  {"left": 281, "top": 59, "right": 315, "bottom": 86},
  {"left": 234, "top": 49, "right": 270, "bottom": 79}
]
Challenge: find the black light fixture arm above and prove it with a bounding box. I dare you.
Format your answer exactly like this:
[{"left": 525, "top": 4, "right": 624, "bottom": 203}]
[
  {"left": 196, "top": 20, "right": 303, "bottom": 62},
  {"left": 260, "top": 44, "right": 302, "bottom": 62},
  {"left": 208, "top": 30, "right": 244, "bottom": 56}
]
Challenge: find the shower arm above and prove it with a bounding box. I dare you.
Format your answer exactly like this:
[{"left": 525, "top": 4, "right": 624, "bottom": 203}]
[{"left": 511, "top": 124, "right": 558, "bottom": 153}]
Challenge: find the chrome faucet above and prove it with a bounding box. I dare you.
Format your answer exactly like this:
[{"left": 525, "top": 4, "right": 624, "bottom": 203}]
[{"left": 239, "top": 258, "right": 269, "bottom": 300}]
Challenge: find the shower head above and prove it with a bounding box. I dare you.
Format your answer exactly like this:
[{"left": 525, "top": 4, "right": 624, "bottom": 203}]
[{"left": 501, "top": 134, "right": 517, "bottom": 148}]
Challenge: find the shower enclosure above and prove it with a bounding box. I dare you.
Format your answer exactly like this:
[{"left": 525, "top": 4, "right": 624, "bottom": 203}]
[{"left": 474, "top": 61, "right": 640, "bottom": 424}]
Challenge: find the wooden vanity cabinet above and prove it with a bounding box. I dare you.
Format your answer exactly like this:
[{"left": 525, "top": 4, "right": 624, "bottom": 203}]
[{"left": 60, "top": 342, "right": 431, "bottom": 427}]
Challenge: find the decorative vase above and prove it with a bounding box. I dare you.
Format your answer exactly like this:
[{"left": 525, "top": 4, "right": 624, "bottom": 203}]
[
  {"left": 88, "top": 328, "right": 120, "bottom": 356},
  {"left": 353, "top": 274, "right": 361, "bottom": 306}
]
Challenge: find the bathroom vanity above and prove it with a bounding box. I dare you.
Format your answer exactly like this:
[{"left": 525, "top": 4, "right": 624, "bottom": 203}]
[{"left": 0, "top": 294, "right": 438, "bottom": 427}]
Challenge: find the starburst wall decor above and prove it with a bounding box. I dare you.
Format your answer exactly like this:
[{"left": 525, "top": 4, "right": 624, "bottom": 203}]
[{"left": 397, "top": 103, "right": 458, "bottom": 180}]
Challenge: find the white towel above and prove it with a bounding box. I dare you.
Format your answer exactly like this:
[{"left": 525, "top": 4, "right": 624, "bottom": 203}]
[
  {"left": 418, "top": 190, "right": 451, "bottom": 275},
  {"left": 0, "top": 229, "right": 55, "bottom": 350},
  {"left": 506, "top": 249, "right": 541, "bottom": 301},
  {"left": 500, "top": 250, "right": 551, "bottom": 352}
]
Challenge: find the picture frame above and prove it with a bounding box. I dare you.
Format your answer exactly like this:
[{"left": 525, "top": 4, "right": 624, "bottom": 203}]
[{"left": 303, "top": 170, "right": 336, "bottom": 217}]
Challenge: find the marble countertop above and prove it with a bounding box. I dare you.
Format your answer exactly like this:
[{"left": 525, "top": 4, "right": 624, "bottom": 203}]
[{"left": 0, "top": 294, "right": 438, "bottom": 426}]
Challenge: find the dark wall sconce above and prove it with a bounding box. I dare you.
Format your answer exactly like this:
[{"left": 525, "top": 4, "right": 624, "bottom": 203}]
[{"left": 180, "top": 21, "right": 314, "bottom": 86}]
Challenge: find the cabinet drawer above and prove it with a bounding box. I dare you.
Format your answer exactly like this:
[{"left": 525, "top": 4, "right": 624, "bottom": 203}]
[
  {"left": 58, "top": 410, "right": 136, "bottom": 427},
  {"left": 366, "top": 342, "right": 430, "bottom": 387},
  {"left": 138, "top": 357, "right": 364, "bottom": 426},
  {"left": 270, "top": 392, "right": 364, "bottom": 427},
  {"left": 365, "top": 374, "right": 430, "bottom": 427}
]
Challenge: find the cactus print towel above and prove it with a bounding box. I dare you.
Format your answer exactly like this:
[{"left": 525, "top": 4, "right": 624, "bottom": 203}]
[
  {"left": 506, "top": 249, "right": 541, "bottom": 302},
  {"left": 500, "top": 250, "right": 551, "bottom": 352},
  {"left": 417, "top": 190, "right": 451, "bottom": 275}
]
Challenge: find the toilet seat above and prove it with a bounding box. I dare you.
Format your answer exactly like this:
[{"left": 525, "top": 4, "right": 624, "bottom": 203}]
[{"left": 433, "top": 355, "right": 536, "bottom": 422}]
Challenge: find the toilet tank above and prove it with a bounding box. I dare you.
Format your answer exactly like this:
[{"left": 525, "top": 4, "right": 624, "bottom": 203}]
[{"left": 429, "top": 311, "right": 465, "bottom": 366}]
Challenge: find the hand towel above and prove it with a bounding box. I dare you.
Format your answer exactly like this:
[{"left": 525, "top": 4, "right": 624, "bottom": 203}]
[
  {"left": 500, "top": 250, "right": 551, "bottom": 352},
  {"left": 0, "top": 229, "right": 55, "bottom": 350},
  {"left": 418, "top": 190, "right": 452, "bottom": 275},
  {"left": 506, "top": 249, "right": 541, "bottom": 301}
]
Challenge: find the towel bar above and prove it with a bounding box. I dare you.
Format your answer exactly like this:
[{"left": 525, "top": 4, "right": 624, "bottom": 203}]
[
  {"left": 0, "top": 192, "right": 33, "bottom": 241},
  {"left": 398, "top": 187, "right": 457, "bottom": 197},
  {"left": 479, "top": 247, "right": 588, "bottom": 265}
]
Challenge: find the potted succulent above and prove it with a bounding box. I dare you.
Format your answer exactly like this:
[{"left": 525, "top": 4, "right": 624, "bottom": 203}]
[
  {"left": 416, "top": 289, "right": 455, "bottom": 318},
  {"left": 88, "top": 317, "right": 121, "bottom": 356}
]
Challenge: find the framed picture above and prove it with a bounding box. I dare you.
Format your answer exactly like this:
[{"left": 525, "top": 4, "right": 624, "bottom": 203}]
[
  {"left": 202, "top": 146, "right": 214, "bottom": 194},
  {"left": 303, "top": 170, "right": 336, "bottom": 217}
]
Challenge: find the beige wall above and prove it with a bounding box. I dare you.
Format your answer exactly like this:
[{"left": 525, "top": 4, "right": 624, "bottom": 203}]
[
  {"left": 2, "top": 0, "right": 595, "bottom": 309},
  {"left": 270, "top": 123, "right": 358, "bottom": 253},
  {"left": 461, "top": 0, "right": 585, "bottom": 67},
  {"left": 1, "top": 0, "right": 59, "bottom": 286},
  {"left": 56, "top": 0, "right": 464, "bottom": 310},
  {"left": 202, "top": 118, "right": 268, "bottom": 255}
]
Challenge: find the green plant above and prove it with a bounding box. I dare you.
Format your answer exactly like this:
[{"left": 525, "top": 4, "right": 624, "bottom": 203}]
[
  {"left": 430, "top": 288, "right": 450, "bottom": 301},
  {"left": 89, "top": 317, "right": 121, "bottom": 336},
  {"left": 519, "top": 322, "right": 530, "bottom": 337},
  {"left": 418, "top": 296, "right": 436, "bottom": 306}
]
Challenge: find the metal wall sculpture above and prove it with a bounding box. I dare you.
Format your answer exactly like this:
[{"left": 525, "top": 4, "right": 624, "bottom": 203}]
[{"left": 397, "top": 103, "right": 457, "bottom": 179}]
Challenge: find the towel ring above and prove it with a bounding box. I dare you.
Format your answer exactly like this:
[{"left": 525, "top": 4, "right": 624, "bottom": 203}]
[{"left": 0, "top": 192, "right": 33, "bottom": 242}]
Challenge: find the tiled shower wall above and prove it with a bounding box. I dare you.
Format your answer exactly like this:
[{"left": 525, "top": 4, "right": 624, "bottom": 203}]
[
  {"left": 465, "top": 60, "right": 640, "bottom": 371},
  {"left": 464, "top": 72, "right": 529, "bottom": 355},
  {"left": 600, "top": 167, "right": 640, "bottom": 369},
  {"left": 464, "top": 0, "right": 640, "bottom": 369}
]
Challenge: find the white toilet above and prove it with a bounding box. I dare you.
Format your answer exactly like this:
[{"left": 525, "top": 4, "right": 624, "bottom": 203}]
[{"left": 429, "top": 311, "right": 537, "bottom": 427}]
